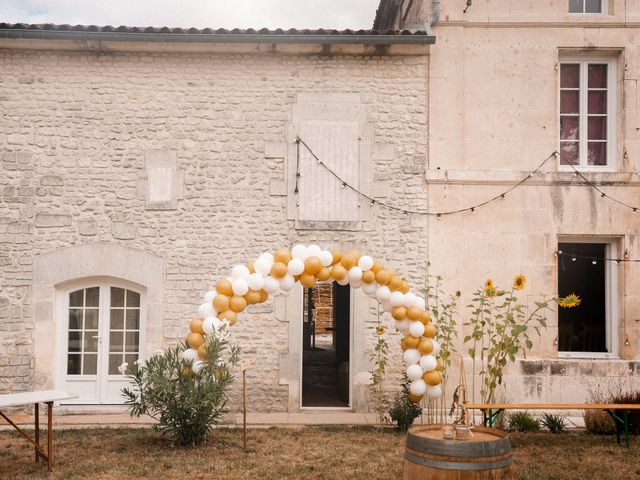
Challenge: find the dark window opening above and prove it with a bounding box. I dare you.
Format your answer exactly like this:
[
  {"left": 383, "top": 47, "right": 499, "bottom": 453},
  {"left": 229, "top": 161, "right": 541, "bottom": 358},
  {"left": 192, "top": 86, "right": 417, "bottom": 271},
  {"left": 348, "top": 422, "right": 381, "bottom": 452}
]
[
  {"left": 558, "top": 242, "right": 607, "bottom": 352},
  {"left": 302, "top": 283, "right": 350, "bottom": 407}
]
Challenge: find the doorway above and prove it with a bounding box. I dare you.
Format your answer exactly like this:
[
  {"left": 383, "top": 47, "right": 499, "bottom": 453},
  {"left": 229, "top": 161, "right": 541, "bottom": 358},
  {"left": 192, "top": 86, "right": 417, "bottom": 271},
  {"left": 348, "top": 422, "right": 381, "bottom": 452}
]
[{"left": 302, "top": 283, "right": 350, "bottom": 407}]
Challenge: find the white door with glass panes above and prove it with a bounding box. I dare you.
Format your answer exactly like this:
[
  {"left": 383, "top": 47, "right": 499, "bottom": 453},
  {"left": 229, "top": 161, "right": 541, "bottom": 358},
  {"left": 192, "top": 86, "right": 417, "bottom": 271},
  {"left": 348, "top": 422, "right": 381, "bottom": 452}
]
[{"left": 59, "top": 282, "right": 145, "bottom": 404}]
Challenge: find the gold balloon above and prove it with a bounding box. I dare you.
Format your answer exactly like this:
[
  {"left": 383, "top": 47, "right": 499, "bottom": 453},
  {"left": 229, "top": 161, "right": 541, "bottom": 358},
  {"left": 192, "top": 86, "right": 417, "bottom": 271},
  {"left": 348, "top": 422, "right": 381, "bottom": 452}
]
[
  {"left": 304, "top": 256, "right": 322, "bottom": 275},
  {"left": 340, "top": 253, "right": 357, "bottom": 269},
  {"left": 187, "top": 332, "right": 205, "bottom": 349},
  {"left": 420, "top": 310, "right": 431, "bottom": 325},
  {"left": 391, "top": 306, "right": 407, "bottom": 320},
  {"left": 362, "top": 271, "right": 376, "bottom": 284},
  {"left": 258, "top": 289, "right": 269, "bottom": 303},
  {"left": 406, "top": 307, "right": 422, "bottom": 321},
  {"left": 423, "top": 323, "right": 437, "bottom": 338},
  {"left": 400, "top": 338, "right": 408, "bottom": 351},
  {"left": 271, "top": 261, "right": 288, "bottom": 278},
  {"left": 331, "top": 249, "right": 343, "bottom": 265},
  {"left": 213, "top": 294, "right": 230, "bottom": 313},
  {"left": 403, "top": 334, "right": 420, "bottom": 349},
  {"left": 408, "top": 394, "right": 423, "bottom": 404},
  {"left": 300, "top": 272, "right": 316, "bottom": 288},
  {"left": 181, "top": 366, "right": 194, "bottom": 378},
  {"left": 388, "top": 275, "right": 403, "bottom": 291},
  {"left": 371, "top": 261, "right": 384, "bottom": 274},
  {"left": 189, "top": 317, "right": 205, "bottom": 335},
  {"left": 216, "top": 279, "right": 233, "bottom": 296},
  {"left": 246, "top": 260, "right": 256, "bottom": 274},
  {"left": 375, "top": 269, "right": 391, "bottom": 285},
  {"left": 417, "top": 338, "right": 433, "bottom": 355},
  {"left": 400, "top": 281, "right": 410, "bottom": 294},
  {"left": 274, "top": 248, "right": 292, "bottom": 264},
  {"left": 423, "top": 370, "right": 442, "bottom": 386},
  {"left": 346, "top": 249, "right": 360, "bottom": 264},
  {"left": 197, "top": 344, "right": 208, "bottom": 359},
  {"left": 219, "top": 309, "right": 237, "bottom": 326},
  {"left": 331, "top": 264, "right": 348, "bottom": 281},
  {"left": 229, "top": 295, "right": 248, "bottom": 313},
  {"left": 245, "top": 289, "right": 262, "bottom": 305},
  {"left": 317, "top": 267, "right": 331, "bottom": 282}
]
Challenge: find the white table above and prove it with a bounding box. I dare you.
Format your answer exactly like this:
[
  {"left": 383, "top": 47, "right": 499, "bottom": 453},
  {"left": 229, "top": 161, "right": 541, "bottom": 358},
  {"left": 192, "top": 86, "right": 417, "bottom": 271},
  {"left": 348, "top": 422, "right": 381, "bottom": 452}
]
[{"left": 0, "top": 390, "right": 77, "bottom": 472}]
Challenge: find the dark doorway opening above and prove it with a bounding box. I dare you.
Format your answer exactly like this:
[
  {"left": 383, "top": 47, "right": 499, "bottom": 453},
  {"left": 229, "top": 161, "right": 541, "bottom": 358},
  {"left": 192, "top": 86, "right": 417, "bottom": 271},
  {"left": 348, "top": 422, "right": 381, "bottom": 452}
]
[
  {"left": 302, "top": 283, "right": 350, "bottom": 407},
  {"left": 558, "top": 242, "right": 607, "bottom": 352}
]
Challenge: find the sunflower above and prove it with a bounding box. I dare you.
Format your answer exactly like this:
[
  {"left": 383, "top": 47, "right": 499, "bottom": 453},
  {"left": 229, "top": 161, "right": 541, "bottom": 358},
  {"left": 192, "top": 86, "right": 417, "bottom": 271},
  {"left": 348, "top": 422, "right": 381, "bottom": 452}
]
[
  {"left": 485, "top": 279, "right": 494, "bottom": 289},
  {"left": 376, "top": 325, "right": 385, "bottom": 335},
  {"left": 514, "top": 274, "right": 526, "bottom": 290},
  {"left": 559, "top": 293, "right": 581, "bottom": 308}
]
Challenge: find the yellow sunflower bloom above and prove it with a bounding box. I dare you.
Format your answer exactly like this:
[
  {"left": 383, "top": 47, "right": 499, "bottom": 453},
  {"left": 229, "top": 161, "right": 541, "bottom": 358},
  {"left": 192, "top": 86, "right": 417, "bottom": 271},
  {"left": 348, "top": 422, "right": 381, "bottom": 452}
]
[
  {"left": 485, "top": 278, "right": 494, "bottom": 289},
  {"left": 376, "top": 325, "right": 385, "bottom": 335},
  {"left": 514, "top": 274, "right": 526, "bottom": 290},
  {"left": 559, "top": 293, "right": 581, "bottom": 308},
  {"left": 483, "top": 279, "right": 497, "bottom": 298}
]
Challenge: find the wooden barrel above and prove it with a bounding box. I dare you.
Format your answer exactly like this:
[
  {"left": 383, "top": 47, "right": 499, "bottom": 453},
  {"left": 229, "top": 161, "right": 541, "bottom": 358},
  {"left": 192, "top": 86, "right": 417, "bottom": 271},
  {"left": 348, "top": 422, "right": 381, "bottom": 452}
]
[{"left": 403, "top": 425, "right": 514, "bottom": 480}]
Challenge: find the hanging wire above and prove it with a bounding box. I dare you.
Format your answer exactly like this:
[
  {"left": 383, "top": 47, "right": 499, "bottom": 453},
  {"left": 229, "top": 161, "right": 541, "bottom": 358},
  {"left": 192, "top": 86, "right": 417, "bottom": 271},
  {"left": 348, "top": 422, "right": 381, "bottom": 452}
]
[{"left": 555, "top": 250, "right": 640, "bottom": 264}]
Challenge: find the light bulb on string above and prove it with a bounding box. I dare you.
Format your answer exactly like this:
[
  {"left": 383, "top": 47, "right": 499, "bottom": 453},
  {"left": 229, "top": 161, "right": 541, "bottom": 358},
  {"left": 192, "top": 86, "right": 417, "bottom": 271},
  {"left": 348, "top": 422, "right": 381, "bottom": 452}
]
[
  {"left": 592, "top": 258, "right": 597, "bottom": 265},
  {"left": 571, "top": 256, "right": 576, "bottom": 262},
  {"left": 625, "top": 336, "right": 630, "bottom": 347}
]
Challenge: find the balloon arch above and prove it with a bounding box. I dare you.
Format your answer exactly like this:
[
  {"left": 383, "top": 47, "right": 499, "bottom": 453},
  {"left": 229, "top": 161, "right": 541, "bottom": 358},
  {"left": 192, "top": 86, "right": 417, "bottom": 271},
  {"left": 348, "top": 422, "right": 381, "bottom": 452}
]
[{"left": 184, "top": 244, "right": 442, "bottom": 403}]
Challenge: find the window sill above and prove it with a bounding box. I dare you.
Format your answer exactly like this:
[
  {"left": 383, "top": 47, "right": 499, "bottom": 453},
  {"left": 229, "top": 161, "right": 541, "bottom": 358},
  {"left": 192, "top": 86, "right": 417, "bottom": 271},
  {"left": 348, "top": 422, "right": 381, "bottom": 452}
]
[
  {"left": 295, "top": 220, "right": 362, "bottom": 231},
  {"left": 557, "top": 352, "right": 620, "bottom": 360}
]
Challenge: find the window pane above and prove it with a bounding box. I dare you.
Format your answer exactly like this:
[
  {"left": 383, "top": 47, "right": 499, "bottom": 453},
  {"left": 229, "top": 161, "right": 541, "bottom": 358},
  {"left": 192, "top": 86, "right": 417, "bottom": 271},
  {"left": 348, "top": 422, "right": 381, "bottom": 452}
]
[
  {"left": 69, "top": 309, "right": 82, "bottom": 330},
  {"left": 588, "top": 142, "right": 607, "bottom": 165},
  {"left": 125, "top": 332, "right": 139, "bottom": 352},
  {"left": 588, "top": 64, "right": 607, "bottom": 88},
  {"left": 111, "top": 309, "right": 124, "bottom": 329},
  {"left": 69, "top": 290, "right": 84, "bottom": 307},
  {"left": 560, "top": 116, "right": 580, "bottom": 140},
  {"left": 585, "top": 0, "right": 602, "bottom": 13},
  {"left": 83, "top": 354, "right": 97, "bottom": 375},
  {"left": 560, "top": 142, "right": 579, "bottom": 165},
  {"left": 111, "top": 287, "right": 125, "bottom": 307},
  {"left": 110, "top": 332, "right": 124, "bottom": 352},
  {"left": 588, "top": 90, "right": 607, "bottom": 114},
  {"left": 109, "top": 354, "right": 123, "bottom": 374},
  {"left": 68, "top": 331, "right": 81, "bottom": 352},
  {"left": 560, "top": 64, "right": 580, "bottom": 88},
  {"left": 126, "top": 310, "right": 140, "bottom": 330},
  {"left": 84, "top": 331, "right": 99, "bottom": 352},
  {"left": 85, "top": 309, "right": 99, "bottom": 330},
  {"left": 560, "top": 91, "right": 580, "bottom": 114},
  {"left": 569, "top": 0, "right": 584, "bottom": 12},
  {"left": 126, "top": 290, "right": 140, "bottom": 308},
  {"left": 125, "top": 354, "right": 138, "bottom": 366},
  {"left": 588, "top": 116, "right": 607, "bottom": 140},
  {"left": 85, "top": 287, "right": 99, "bottom": 307},
  {"left": 67, "top": 354, "right": 81, "bottom": 375}
]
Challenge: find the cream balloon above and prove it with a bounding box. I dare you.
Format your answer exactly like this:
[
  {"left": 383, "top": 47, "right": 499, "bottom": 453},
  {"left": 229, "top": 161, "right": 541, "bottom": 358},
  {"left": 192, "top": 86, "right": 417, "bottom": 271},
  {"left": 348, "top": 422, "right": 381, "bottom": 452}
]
[
  {"left": 291, "top": 244, "right": 308, "bottom": 260},
  {"left": 431, "top": 339, "right": 441, "bottom": 356},
  {"left": 181, "top": 348, "right": 198, "bottom": 362},
  {"left": 198, "top": 302, "right": 214, "bottom": 318},
  {"left": 350, "top": 278, "right": 363, "bottom": 289},
  {"left": 415, "top": 297, "right": 426, "bottom": 311},
  {"left": 247, "top": 273, "right": 265, "bottom": 291},
  {"left": 425, "top": 384, "right": 443, "bottom": 399},
  {"left": 337, "top": 276, "right": 350, "bottom": 286},
  {"left": 307, "top": 244, "right": 322, "bottom": 258},
  {"left": 381, "top": 299, "right": 393, "bottom": 312},
  {"left": 232, "top": 264, "right": 251, "bottom": 280},
  {"left": 263, "top": 276, "right": 280, "bottom": 294},
  {"left": 409, "top": 379, "right": 427, "bottom": 396},
  {"left": 192, "top": 360, "right": 205, "bottom": 374},
  {"left": 390, "top": 291, "right": 405, "bottom": 307},
  {"left": 404, "top": 292, "right": 418, "bottom": 308},
  {"left": 376, "top": 286, "right": 391, "bottom": 301},
  {"left": 348, "top": 266, "right": 363, "bottom": 282},
  {"left": 357, "top": 255, "right": 374, "bottom": 271},
  {"left": 204, "top": 290, "right": 216, "bottom": 303},
  {"left": 409, "top": 321, "right": 425, "bottom": 338},
  {"left": 258, "top": 252, "right": 274, "bottom": 264},
  {"left": 406, "top": 364, "right": 424, "bottom": 382},
  {"left": 362, "top": 282, "right": 377, "bottom": 296},
  {"left": 202, "top": 316, "right": 220, "bottom": 336},
  {"left": 403, "top": 348, "right": 421, "bottom": 365},
  {"left": 254, "top": 258, "right": 272, "bottom": 276},
  {"left": 279, "top": 274, "right": 295, "bottom": 292},
  {"left": 287, "top": 258, "right": 305, "bottom": 276},
  {"left": 231, "top": 278, "right": 249, "bottom": 296},
  {"left": 419, "top": 354, "right": 437, "bottom": 372},
  {"left": 319, "top": 250, "right": 334, "bottom": 267},
  {"left": 395, "top": 319, "right": 411, "bottom": 333}
]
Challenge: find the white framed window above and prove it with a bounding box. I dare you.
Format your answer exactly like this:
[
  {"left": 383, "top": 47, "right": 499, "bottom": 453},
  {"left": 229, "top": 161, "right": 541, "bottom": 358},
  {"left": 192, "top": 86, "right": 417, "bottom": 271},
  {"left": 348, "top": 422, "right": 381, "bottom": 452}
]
[
  {"left": 558, "top": 58, "right": 615, "bottom": 170},
  {"left": 569, "top": 0, "right": 605, "bottom": 13}
]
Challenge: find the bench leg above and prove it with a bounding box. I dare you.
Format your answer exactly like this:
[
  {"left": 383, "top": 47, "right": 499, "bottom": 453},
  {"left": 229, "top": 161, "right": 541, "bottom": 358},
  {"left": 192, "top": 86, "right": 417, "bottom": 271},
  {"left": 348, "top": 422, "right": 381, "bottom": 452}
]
[
  {"left": 35, "top": 403, "right": 39, "bottom": 464},
  {"left": 47, "top": 402, "right": 53, "bottom": 472},
  {"left": 625, "top": 411, "right": 629, "bottom": 449}
]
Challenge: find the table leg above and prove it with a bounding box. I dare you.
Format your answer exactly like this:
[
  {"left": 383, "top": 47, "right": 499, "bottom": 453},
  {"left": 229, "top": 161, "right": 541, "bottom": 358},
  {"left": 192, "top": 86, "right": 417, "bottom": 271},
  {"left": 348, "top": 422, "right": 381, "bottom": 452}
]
[
  {"left": 47, "top": 402, "right": 53, "bottom": 472},
  {"left": 34, "top": 403, "right": 39, "bottom": 464},
  {"left": 625, "top": 411, "right": 629, "bottom": 449}
]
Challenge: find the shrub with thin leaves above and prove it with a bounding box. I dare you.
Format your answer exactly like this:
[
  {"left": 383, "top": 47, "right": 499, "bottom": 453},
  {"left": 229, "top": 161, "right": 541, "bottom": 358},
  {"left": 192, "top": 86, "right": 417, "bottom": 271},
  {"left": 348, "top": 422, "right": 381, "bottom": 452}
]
[
  {"left": 122, "top": 335, "right": 240, "bottom": 446},
  {"left": 541, "top": 413, "right": 566, "bottom": 433},
  {"left": 388, "top": 374, "right": 423, "bottom": 432},
  {"left": 508, "top": 411, "right": 540, "bottom": 432}
]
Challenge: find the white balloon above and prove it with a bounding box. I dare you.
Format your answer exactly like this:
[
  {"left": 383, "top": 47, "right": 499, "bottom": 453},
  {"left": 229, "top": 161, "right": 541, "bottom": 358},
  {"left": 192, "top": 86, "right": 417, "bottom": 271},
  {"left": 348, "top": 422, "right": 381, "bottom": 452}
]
[
  {"left": 254, "top": 259, "right": 272, "bottom": 276},
  {"left": 381, "top": 299, "right": 393, "bottom": 312},
  {"left": 362, "top": 282, "right": 377, "bottom": 296},
  {"left": 263, "top": 276, "right": 280, "bottom": 294},
  {"left": 319, "top": 250, "right": 334, "bottom": 267},
  {"left": 182, "top": 348, "right": 198, "bottom": 362},
  {"left": 403, "top": 348, "right": 421, "bottom": 365},
  {"left": 337, "top": 276, "right": 350, "bottom": 286},
  {"left": 204, "top": 290, "right": 216, "bottom": 303},
  {"left": 287, "top": 258, "right": 305, "bottom": 276},
  {"left": 415, "top": 297, "right": 426, "bottom": 311},
  {"left": 420, "top": 354, "right": 437, "bottom": 372},
  {"left": 307, "top": 244, "right": 322, "bottom": 258},
  {"left": 202, "top": 316, "right": 219, "bottom": 336},
  {"left": 350, "top": 278, "right": 363, "bottom": 289},
  {"left": 409, "top": 379, "right": 427, "bottom": 397},
  {"left": 231, "top": 278, "right": 249, "bottom": 296},
  {"left": 280, "top": 274, "right": 295, "bottom": 292},
  {"left": 357, "top": 255, "right": 374, "bottom": 271},
  {"left": 232, "top": 264, "right": 251, "bottom": 280},
  {"left": 376, "top": 286, "right": 391, "bottom": 301},
  {"left": 390, "top": 291, "right": 405, "bottom": 307},
  {"left": 348, "top": 266, "right": 363, "bottom": 282},
  {"left": 247, "top": 273, "right": 265, "bottom": 291},
  {"left": 431, "top": 340, "right": 441, "bottom": 356},
  {"left": 426, "top": 384, "right": 443, "bottom": 399},
  {"left": 291, "top": 244, "right": 308, "bottom": 260},
  {"left": 198, "top": 302, "right": 214, "bottom": 318},
  {"left": 258, "top": 252, "right": 274, "bottom": 264},
  {"left": 404, "top": 292, "right": 418, "bottom": 308},
  {"left": 409, "top": 321, "right": 425, "bottom": 337},
  {"left": 395, "top": 319, "right": 410, "bottom": 333},
  {"left": 192, "top": 360, "right": 205, "bottom": 374},
  {"left": 406, "top": 364, "right": 424, "bottom": 382}
]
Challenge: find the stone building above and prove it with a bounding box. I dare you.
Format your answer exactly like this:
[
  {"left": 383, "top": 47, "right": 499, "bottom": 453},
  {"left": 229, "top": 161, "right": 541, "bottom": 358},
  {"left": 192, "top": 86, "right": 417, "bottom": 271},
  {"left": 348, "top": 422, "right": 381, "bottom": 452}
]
[{"left": 1, "top": 0, "right": 640, "bottom": 419}]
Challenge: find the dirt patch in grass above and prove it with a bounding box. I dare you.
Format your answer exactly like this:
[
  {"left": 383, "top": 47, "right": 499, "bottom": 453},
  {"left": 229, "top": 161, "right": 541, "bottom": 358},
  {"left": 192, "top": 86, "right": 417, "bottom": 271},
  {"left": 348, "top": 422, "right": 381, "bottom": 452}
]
[{"left": 0, "top": 426, "right": 638, "bottom": 479}]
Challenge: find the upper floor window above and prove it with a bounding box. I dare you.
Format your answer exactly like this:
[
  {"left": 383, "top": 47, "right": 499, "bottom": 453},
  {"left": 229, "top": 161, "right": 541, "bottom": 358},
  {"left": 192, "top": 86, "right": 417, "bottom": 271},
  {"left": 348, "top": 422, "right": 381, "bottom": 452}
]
[
  {"left": 559, "top": 59, "right": 615, "bottom": 169},
  {"left": 569, "top": 0, "right": 604, "bottom": 13}
]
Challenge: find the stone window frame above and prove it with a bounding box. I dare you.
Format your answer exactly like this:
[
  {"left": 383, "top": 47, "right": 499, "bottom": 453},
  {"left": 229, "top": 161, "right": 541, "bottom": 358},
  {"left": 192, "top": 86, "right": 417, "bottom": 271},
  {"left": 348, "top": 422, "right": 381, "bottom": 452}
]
[{"left": 568, "top": 0, "right": 606, "bottom": 14}]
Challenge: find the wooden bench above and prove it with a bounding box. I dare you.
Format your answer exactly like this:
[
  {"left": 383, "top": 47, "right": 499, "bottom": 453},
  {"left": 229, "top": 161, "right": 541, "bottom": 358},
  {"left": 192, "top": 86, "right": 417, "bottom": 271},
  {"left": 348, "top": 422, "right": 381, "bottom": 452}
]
[
  {"left": 463, "top": 403, "right": 640, "bottom": 448},
  {"left": 0, "top": 390, "right": 77, "bottom": 472}
]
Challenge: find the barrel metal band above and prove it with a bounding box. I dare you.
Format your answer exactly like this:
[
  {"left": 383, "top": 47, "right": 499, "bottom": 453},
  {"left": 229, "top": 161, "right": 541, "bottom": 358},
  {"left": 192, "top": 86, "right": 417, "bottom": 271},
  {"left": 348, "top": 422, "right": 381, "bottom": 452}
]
[
  {"left": 406, "top": 436, "right": 511, "bottom": 458},
  {"left": 404, "top": 452, "right": 513, "bottom": 471}
]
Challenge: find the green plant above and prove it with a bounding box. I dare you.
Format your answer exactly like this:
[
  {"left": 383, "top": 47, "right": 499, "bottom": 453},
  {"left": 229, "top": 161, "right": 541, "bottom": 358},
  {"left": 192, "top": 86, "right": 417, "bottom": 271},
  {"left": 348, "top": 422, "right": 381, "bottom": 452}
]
[
  {"left": 369, "top": 304, "right": 389, "bottom": 426},
  {"left": 584, "top": 383, "right": 640, "bottom": 435},
  {"left": 541, "top": 413, "right": 566, "bottom": 433},
  {"left": 508, "top": 411, "right": 540, "bottom": 432},
  {"left": 388, "top": 374, "right": 423, "bottom": 432},
  {"left": 122, "top": 335, "right": 240, "bottom": 446}
]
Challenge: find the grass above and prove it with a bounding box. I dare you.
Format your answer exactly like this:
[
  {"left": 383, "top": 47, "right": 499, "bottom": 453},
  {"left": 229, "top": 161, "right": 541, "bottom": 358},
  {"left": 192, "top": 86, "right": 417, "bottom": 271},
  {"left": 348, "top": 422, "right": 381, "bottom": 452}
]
[{"left": 0, "top": 426, "right": 639, "bottom": 479}]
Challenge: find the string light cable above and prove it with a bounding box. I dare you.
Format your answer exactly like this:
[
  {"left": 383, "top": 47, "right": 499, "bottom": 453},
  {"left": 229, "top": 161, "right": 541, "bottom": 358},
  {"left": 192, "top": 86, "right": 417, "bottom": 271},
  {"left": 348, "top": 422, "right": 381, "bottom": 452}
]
[{"left": 555, "top": 250, "right": 640, "bottom": 264}]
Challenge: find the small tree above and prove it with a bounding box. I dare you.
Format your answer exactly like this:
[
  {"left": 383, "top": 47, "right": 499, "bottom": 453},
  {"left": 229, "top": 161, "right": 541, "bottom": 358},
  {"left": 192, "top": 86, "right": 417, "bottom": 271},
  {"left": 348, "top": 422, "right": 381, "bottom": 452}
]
[
  {"left": 122, "top": 334, "right": 240, "bottom": 446},
  {"left": 389, "top": 374, "right": 423, "bottom": 432}
]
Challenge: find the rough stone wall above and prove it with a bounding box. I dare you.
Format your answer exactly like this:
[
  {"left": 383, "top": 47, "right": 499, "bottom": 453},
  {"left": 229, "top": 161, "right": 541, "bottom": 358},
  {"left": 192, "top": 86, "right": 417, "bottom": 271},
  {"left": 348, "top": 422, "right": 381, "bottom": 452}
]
[{"left": 0, "top": 48, "right": 429, "bottom": 412}]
